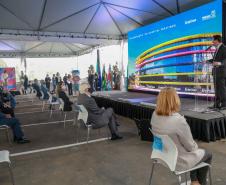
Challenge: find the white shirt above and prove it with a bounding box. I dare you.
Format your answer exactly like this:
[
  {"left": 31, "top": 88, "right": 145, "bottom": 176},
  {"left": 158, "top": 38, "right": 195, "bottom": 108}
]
[
  {"left": 215, "top": 43, "right": 223, "bottom": 53},
  {"left": 85, "top": 92, "right": 91, "bottom": 98},
  {"left": 213, "top": 43, "right": 223, "bottom": 63}
]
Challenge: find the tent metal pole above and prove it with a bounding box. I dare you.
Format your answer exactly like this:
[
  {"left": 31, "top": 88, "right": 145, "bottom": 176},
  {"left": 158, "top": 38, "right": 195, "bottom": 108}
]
[
  {"left": 102, "top": 3, "right": 123, "bottom": 35},
  {"left": 84, "top": 4, "right": 102, "bottom": 33},
  {"left": 25, "top": 42, "right": 46, "bottom": 53},
  {"left": 105, "top": 4, "right": 144, "bottom": 26},
  {"left": 37, "top": 0, "right": 48, "bottom": 30},
  {"left": 176, "top": 0, "right": 180, "bottom": 14},
  {"left": 41, "top": 3, "right": 100, "bottom": 30},
  {"left": 152, "top": 0, "right": 175, "bottom": 16},
  {"left": 102, "top": 2, "right": 164, "bottom": 17},
  {"left": 0, "top": 2, "right": 34, "bottom": 29}
]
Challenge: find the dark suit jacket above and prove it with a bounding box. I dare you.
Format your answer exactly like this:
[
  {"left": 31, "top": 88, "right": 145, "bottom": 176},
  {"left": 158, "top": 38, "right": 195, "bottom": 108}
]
[
  {"left": 77, "top": 93, "right": 106, "bottom": 125},
  {"left": 58, "top": 91, "right": 72, "bottom": 111},
  {"left": 209, "top": 44, "right": 226, "bottom": 78},
  {"left": 32, "top": 84, "right": 42, "bottom": 97},
  {"left": 0, "top": 100, "right": 14, "bottom": 117},
  {"left": 40, "top": 85, "right": 49, "bottom": 100}
]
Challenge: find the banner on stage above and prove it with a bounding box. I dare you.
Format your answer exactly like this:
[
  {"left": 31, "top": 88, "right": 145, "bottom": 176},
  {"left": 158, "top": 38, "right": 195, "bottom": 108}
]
[{"left": 0, "top": 68, "right": 16, "bottom": 91}]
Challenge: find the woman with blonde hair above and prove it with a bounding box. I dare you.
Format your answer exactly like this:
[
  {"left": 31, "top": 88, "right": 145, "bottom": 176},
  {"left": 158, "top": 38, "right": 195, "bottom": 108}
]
[{"left": 151, "top": 87, "right": 212, "bottom": 185}]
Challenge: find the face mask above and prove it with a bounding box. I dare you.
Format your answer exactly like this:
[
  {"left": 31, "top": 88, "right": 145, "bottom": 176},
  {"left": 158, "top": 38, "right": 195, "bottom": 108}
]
[{"left": 88, "top": 88, "right": 92, "bottom": 93}]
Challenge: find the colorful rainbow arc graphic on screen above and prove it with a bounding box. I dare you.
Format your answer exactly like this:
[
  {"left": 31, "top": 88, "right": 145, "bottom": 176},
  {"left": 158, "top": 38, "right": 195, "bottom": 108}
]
[
  {"left": 136, "top": 33, "right": 217, "bottom": 66},
  {"left": 134, "top": 33, "right": 220, "bottom": 87}
]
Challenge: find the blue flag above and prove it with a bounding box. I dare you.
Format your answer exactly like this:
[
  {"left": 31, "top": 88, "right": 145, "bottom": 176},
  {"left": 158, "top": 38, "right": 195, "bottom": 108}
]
[{"left": 96, "top": 49, "right": 102, "bottom": 91}]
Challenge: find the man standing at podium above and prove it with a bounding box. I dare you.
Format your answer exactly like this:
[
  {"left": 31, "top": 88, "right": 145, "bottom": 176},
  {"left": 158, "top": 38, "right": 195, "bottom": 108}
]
[{"left": 208, "top": 35, "right": 226, "bottom": 109}]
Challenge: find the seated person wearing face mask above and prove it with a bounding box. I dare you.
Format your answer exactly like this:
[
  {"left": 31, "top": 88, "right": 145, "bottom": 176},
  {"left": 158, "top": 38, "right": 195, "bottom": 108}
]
[
  {"left": 0, "top": 87, "right": 15, "bottom": 117},
  {"left": 77, "top": 82, "right": 122, "bottom": 140},
  {"left": 32, "top": 79, "right": 42, "bottom": 98},
  {"left": 0, "top": 109, "right": 30, "bottom": 143},
  {"left": 40, "top": 80, "right": 49, "bottom": 100},
  {"left": 57, "top": 81, "right": 73, "bottom": 111}
]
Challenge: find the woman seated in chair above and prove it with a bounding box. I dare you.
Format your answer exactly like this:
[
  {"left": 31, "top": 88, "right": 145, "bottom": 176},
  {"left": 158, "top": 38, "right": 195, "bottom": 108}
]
[
  {"left": 57, "top": 81, "right": 73, "bottom": 111},
  {"left": 40, "top": 80, "right": 49, "bottom": 100},
  {"left": 32, "top": 79, "right": 42, "bottom": 98},
  {"left": 151, "top": 87, "right": 212, "bottom": 185}
]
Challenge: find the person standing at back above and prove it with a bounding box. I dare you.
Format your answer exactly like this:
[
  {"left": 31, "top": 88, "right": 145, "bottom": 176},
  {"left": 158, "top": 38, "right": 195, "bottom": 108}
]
[
  {"left": 63, "top": 74, "right": 68, "bottom": 90},
  {"left": 56, "top": 72, "right": 61, "bottom": 85},
  {"left": 45, "top": 74, "right": 51, "bottom": 91},
  {"left": 2, "top": 70, "right": 8, "bottom": 90},
  {"left": 52, "top": 74, "right": 57, "bottom": 92},
  {"left": 19, "top": 71, "right": 25, "bottom": 94},
  {"left": 24, "top": 74, "right": 28, "bottom": 94},
  {"left": 72, "top": 73, "right": 80, "bottom": 96},
  {"left": 67, "top": 74, "right": 73, "bottom": 96}
]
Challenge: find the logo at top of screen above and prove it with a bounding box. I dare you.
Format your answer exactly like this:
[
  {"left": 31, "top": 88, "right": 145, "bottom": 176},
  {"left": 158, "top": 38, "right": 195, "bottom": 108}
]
[{"left": 202, "top": 10, "right": 216, "bottom": 21}]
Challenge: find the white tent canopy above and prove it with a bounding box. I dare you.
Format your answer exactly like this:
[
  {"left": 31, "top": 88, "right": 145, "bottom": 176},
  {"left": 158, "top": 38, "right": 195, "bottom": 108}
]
[{"left": 0, "top": 0, "right": 212, "bottom": 57}]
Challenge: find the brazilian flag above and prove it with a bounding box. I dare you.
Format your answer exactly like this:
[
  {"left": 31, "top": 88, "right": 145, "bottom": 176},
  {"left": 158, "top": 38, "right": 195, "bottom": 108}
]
[
  {"left": 102, "top": 64, "right": 107, "bottom": 90},
  {"left": 96, "top": 49, "right": 102, "bottom": 91}
]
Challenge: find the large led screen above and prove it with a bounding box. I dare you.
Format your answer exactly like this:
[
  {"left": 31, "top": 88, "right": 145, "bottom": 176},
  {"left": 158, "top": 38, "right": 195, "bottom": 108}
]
[{"left": 128, "top": 0, "right": 222, "bottom": 96}]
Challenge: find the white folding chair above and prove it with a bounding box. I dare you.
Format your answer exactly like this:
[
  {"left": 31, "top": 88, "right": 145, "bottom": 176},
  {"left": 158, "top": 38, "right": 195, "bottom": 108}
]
[
  {"left": 58, "top": 98, "right": 69, "bottom": 128},
  {"left": 24, "top": 86, "right": 32, "bottom": 95},
  {"left": 0, "top": 150, "right": 15, "bottom": 185},
  {"left": 40, "top": 91, "right": 52, "bottom": 112},
  {"left": 149, "top": 132, "right": 212, "bottom": 185},
  {"left": 48, "top": 92, "right": 60, "bottom": 118},
  {"left": 30, "top": 88, "right": 37, "bottom": 104},
  {"left": 40, "top": 91, "right": 47, "bottom": 112},
  {"left": 76, "top": 105, "right": 109, "bottom": 143},
  {"left": 0, "top": 125, "right": 11, "bottom": 144}
]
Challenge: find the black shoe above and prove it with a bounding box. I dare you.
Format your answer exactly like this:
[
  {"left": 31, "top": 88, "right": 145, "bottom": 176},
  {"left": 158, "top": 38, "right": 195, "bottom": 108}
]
[
  {"left": 111, "top": 134, "right": 123, "bottom": 140},
  {"left": 220, "top": 106, "right": 226, "bottom": 110},
  {"left": 208, "top": 105, "right": 220, "bottom": 109},
  {"left": 221, "top": 103, "right": 226, "bottom": 108},
  {"left": 16, "top": 138, "right": 30, "bottom": 144}
]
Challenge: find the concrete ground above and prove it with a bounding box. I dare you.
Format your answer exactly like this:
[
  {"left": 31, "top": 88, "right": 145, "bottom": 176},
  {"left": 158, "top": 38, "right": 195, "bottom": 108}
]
[{"left": 0, "top": 95, "right": 226, "bottom": 185}]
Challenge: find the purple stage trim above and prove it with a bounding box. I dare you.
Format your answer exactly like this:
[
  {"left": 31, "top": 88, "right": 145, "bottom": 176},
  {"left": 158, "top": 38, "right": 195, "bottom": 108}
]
[{"left": 126, "top": 97, "right": 156, "bottom": 103}]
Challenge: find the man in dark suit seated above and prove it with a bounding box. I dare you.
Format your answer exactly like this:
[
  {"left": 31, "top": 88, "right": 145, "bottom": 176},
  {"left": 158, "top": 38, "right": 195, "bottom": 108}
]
[
  {"left": 40, "top": 80, "right": 49, "bottom": 100},
  {"left": 32, "top": 79, "right": 42, "bottom": 98},
  {"left": 208, "top": 35, "right": 226, "bottom": 109},
  {"left": 0, "top": 109, "right": 30, "bottom": 144},
  {"left": 0, "top": 87, "right": 16, "bottom": 116},
  {"left": 77, "top": 82, "right": 122, "bottom": 140}
]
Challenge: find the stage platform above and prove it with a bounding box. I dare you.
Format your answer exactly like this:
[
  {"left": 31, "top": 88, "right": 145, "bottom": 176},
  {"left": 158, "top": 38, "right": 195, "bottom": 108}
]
[{"left": 92, "top": 91, "right": 226, "bottom": 142}]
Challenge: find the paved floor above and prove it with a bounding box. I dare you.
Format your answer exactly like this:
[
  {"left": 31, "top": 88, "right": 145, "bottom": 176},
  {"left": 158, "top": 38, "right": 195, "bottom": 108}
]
[{"left": 0, "top": 95, "right": 225, "bottom": 185}]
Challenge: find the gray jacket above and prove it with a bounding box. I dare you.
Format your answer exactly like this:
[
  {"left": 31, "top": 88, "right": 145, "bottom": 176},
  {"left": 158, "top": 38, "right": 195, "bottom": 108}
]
[
  {"left": 77, "top": 93, "right": 108, "bottom": 127},
  {"left": 151, "top": 111, "right": 205, "bottom": 171}
]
